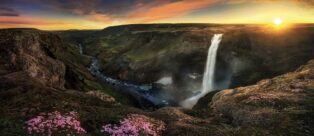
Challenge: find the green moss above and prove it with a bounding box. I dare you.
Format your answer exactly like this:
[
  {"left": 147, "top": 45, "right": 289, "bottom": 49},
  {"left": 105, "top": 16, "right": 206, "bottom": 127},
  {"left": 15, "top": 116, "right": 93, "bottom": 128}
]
[
  {"left": 83, "top": 79, "right": 104, "bottom": 90},
  {"left": 126, "top": 50, "right": 161, "bottom": 61},
  {"left": 125, "top": 38, "right": 181, "bottom": 61}
]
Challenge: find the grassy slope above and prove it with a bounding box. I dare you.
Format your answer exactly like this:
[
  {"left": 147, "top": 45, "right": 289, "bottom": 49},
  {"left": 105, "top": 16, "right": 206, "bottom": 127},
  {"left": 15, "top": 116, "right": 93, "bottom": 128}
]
[
  {"left": 0, "top": 85, "right": 141, "bottom": 135},
  {"left": 0, "top": 29, "right": 141, "bottom": 135}
]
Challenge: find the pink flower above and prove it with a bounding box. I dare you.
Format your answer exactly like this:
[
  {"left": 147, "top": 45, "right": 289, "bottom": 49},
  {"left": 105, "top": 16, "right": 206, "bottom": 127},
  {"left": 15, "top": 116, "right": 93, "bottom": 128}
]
[
  {"left": 25, "top": 111, "right": 86, "bottom": 135},
  {"left": 247, "top": 94, "right": 279, "bottom": 104},
  {"left": 102, "top": 114, "right": 166, "bottom": 136}
]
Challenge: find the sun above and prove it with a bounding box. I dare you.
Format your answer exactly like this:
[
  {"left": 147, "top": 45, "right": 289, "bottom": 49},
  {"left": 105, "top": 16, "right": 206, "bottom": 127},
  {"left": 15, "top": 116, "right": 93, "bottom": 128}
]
[{"left": 273, "top": 18, "right": 283, "bottom": 26}]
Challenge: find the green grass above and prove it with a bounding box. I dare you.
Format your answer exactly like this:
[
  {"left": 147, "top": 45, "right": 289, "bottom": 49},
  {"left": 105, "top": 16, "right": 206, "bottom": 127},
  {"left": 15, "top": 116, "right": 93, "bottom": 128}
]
[{"left": 0, "top": 85, "right": 141, "bottom": 135}]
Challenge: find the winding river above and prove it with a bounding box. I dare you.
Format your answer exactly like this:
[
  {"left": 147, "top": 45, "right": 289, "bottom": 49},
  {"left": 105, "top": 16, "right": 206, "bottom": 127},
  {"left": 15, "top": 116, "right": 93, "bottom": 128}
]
[{"left": 78, "top": 43, "right": 171, "bottom": 108}]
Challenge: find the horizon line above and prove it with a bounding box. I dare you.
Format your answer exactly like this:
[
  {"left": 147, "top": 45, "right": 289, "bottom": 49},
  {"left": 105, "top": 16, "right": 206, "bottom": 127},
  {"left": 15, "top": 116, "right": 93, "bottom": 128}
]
[{"left": 1, "top": 22, "right": 314, "bottom": 31}]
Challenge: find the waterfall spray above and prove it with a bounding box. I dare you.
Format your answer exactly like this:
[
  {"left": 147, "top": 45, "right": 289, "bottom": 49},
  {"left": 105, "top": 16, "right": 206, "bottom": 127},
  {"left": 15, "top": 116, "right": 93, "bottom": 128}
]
[{"left": 181, "top": 34, "right": 223, "bottom": 109}]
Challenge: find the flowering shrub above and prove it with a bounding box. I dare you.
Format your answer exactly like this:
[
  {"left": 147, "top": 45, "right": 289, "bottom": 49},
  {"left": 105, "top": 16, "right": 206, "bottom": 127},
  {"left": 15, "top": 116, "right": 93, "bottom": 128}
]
[
  {"left": 246, "top": 94, "right": 279, "bottom": 104},
  {"left": 101, "top": 114, "right": 166, "bottom": 136},
  {"left": 25, "top": 111, "right": 86, "bottom": 136}
]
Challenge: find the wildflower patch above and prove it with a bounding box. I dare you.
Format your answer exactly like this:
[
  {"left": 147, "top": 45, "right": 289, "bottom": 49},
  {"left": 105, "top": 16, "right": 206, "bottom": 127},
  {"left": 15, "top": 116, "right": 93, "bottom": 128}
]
[
  {"left": 25, "top": 111, "right": 86, "bottom": 136},
  {"left": 102, "top": 114, "right": 166, "bottom": 136}
]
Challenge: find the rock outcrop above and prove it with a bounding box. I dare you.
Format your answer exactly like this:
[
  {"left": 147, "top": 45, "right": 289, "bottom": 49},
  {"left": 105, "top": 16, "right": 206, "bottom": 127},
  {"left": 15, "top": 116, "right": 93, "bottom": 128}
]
[
  {"left": 0, "top": 28, "right": 139, "bottom": 135},
  {"left": 0, "top": 28, "right": 65, "bottom": 89},
  {"left": 0, "top": 28, "right": 134, "bottom": 103},
  {"left": 209, "top": 59, "right": 314, "bottom": 135}
]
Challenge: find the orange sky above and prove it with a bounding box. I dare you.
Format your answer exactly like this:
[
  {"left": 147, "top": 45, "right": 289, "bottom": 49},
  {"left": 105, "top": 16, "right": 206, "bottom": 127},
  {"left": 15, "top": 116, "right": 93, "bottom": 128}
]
[{"left": 0, "top": 0, "right": 313, "bottom": 30}]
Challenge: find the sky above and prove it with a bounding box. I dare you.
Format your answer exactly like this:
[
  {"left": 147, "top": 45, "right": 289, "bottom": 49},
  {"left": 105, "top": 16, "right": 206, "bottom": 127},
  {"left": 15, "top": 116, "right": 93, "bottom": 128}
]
[{"left": 0, "top": 0, "right": 313, "bottom": 30}]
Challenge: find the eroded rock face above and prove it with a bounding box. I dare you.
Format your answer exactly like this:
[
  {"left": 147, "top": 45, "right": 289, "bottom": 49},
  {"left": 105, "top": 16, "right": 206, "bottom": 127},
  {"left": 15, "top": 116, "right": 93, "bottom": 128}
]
[
  {"left": 210, "top": 59, "right": 314, "bottom": 134},
  {"left": 84, "top": 24, "right": 314, "bottom": 94},
  {"left": 0, "top": 29, "right": 66, "bottom": 88}
]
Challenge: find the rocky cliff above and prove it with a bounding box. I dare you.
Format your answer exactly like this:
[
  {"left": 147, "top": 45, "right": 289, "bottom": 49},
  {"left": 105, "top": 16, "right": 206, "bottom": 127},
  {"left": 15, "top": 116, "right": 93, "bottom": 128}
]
[
  {"left": 0, "top": 28, "right": 136, "bottom": 105},
  {"left": 0, "top": 29, "right": 140, "bottom": 135},
  {"left": 0, "top": 27, "right": 313, "bottom": 135},
  {"left": 81, "top": 24, "right": 314, "bottom": 100},
  {"left": 210, "top": 59, "right": 314, "bottom": 135},
  {"left": 0, "top": 28, "right": 66, "bottom": 89},
  {"left": 153, "top": 59, "right": 314, "bottom": 136}
]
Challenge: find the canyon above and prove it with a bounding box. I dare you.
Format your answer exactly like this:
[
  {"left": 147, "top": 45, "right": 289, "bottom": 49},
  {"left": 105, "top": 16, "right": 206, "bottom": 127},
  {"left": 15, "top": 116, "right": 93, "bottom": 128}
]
[{"left": 0, "top": 24, "right": 313, "bottom": 135}]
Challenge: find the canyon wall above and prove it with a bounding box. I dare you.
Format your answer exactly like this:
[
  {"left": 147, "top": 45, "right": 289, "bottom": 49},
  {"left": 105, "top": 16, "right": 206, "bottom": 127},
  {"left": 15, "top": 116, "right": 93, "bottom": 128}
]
[{"left": 81, "top": 24, "right": 314, "bottom": 100}]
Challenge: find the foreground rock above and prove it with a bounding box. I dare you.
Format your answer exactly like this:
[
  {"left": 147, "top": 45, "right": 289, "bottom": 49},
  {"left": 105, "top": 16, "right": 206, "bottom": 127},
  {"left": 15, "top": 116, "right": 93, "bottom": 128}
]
[
  {"left": 209, "top": 59, "right": 314, "bottom": 135},
  {"left": 0, "top": 29, "right": 141, "bottom": 135},
  {"left": 147, "top": 60, "right": 314, "bottom": 136}
]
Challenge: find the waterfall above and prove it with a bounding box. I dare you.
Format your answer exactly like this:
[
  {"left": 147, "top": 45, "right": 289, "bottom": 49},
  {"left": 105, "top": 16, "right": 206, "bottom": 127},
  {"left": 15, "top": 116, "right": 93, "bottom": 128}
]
[
  {"left": 78, "top": 44, "right": 83, "bottom": 55},
  {"left": 181, "top": 34, "right": 223, "bottom": 109},
  {"left": 202, "top": 34, "right": 223, "bottom": 93}
]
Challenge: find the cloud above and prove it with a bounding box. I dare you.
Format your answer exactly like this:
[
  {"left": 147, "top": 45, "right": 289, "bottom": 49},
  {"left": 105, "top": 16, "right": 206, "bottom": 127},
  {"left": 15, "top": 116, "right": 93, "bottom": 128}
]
[
  {"left": 23, "top": 0, "right": 219, "bottom": 24},
  {"left": 0, "top": 16, "right": 101, "bottom": 30},
  {"left": 0, "top": 16, "right": 65, "bottom": 25},
  {"left": 86, "top": 12, "right": 114, "bottom": 23},
  {"left": 0, "top": 0, "right": 220, "bottom": 24},
  {"left": 226, "top": 0, "right": 314, "bottom": 5},
  {"left": 24, "top": 0, "right": 220, "bottom": 23},
  {"left": 295, "top": 0, "right": 314, "bottom": 7},
  {"left": 55, "top": 0, "right": 100, "bottom": 15},
  {"left": 0, "top": 0, "right": 313, "bottom": 29},
  {"left": 0, "top": 7, "right": 19, "bottom": 16},
  {"left": 127, "top": 0, "right": 220, "bottom": 23}
]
